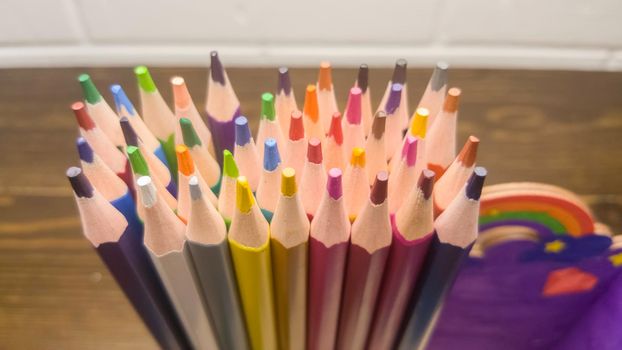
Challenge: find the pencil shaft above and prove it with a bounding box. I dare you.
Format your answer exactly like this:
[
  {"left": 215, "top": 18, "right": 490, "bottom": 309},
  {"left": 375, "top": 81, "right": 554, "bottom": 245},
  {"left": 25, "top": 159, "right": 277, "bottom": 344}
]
[
  {"left": 396, "top": 235, "right": 471, "bottom": 350},
  {"left": 307, "top": 238, "right": 348, "bottom": 350},
  {"left": 187, "top": 240, "right": 250, "bottom": 350},
  {"left": 271, "top": 239, "right": 308, "bottom": 350}
]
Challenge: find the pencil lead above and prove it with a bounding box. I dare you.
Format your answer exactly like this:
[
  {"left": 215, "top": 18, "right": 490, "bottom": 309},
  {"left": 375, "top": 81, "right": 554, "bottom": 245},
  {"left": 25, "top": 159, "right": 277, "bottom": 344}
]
[
  {"left": 304, "top": 85, "right": 319, "bottom": 122},
  {"left": 318, "top": 61, "right": 332, "bottom": 90},
  {"left": 418, "top": 169, "right": 435, "bottom": 200},
  {"left": 430, "top": 62, "right": 449, "bottom": 92},
  {"left": 180, "top": 118, "right": 202, "bottom": 147},
  {"left": 357, "top": 64, "right": 369, "bottom": 93},
  {"left": 392, "top": 59, "right": 407, "bottom": 85},
  {"left": 235, "top": 176, "right": 254, "bottom": 213},
  {"left": 210, "top": 51, "right": 226, "bottom": 85},
  {"left": 72, "top": 101, "right": 95, "bottom": 130},
  {"left": 457, "top": 136, "right": 480, "bottom": 167},
  {"left": 466, "top": 166, "right": 487, "bottom": 200},
  {"left": 402, "top": 136, "right": 418, "bottom": 167},
  {"left": 76, "top": 137, "right": 94, "bottom": 163},
  {"left": 385, "top": 83, "right": 403, "bottom": 114},
  {"left": 171, "top": 76, "right": 191, "bottom": 109},
  {"left": 78, "top": 74, "right": 102, "bottom": 104},
  {"left": 134, "top": 66, "right": 157, "bottom": 93},
  {"left": 278, "top": 67, "right": 292, "bottom": 95},
  {"left": 67, "top": 166, "right": 94, "bottom": 198},
  {"left": 327, "top": 168, "right": 343, "bottom": 200},
  {"left": 350, "top": 147, "right": 366, "bottom": 168},
  {"left": 281, "top": 167, "right": 297, "bottom": 196},
  {"left": 234, "top": 116, "right": 251, "bottom": 146},
  {"left": 443, "top": 87, "right": 461, "bottom": 113},
  {"left": 371, "top": 111, "right": 387, "bottom": 139},
  {"left": 289, "top": 111, "right": 304, "bottom": 141},
  {"left": 119, "top": 117, "right": 139, "bottom": 147},
  {"left": 176, "top": 145, "right": 194, "bottom": 176},
  {"left": 307, "top": 138, "right": 323, "bottom": 164},
  {"left": 127, "top": 146, "right": 150, "bottom": 176},
  {"left": 328, "top": 112, "right": 343, "bottom": 144},
  {"left": 188, "top": 175, "right": 202, "bottom": 200},
  {"left": 136, "top": 176, "right": 157, "bottom": 207},
  {"left": 223, "top": 150, "right": 239, "bottom": 178},
  {"left": 263, "top": 138, "right": 281, "bottom": 171},
  {"left": 370, "top": 171, "right": 388, "bottom": 204},
  {"left": 110, "top": 84, "right": 135, "bottom": 115},
  {"left": 409, "top": 108, "right": 429, "bottom": 139},
  {"left": 261, "top": 92, "right": 276, "bottom": 121},
  {"left": 346, "top": 87, "right": 362, "bottom": 124}
]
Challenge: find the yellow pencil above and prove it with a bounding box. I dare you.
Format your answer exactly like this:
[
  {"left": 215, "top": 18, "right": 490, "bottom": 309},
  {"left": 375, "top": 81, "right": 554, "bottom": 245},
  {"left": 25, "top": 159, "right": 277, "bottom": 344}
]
[{"left": 228, "top": 176, "right": 278, "bottom": 350}]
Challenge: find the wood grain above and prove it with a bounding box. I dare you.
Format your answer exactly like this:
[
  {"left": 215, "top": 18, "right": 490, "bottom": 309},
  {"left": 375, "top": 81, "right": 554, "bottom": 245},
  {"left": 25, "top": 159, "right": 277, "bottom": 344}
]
[{"left": 1, "top": 67, "right": 621, "bottom": 349}]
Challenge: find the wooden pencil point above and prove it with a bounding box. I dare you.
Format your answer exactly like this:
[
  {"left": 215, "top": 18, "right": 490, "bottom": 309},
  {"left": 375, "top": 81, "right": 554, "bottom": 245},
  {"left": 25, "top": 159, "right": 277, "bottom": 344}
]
[
  {"left": 457, "top": 136, "right": 480, "bottom": 167},
  {"left": 236, "top": 176, "right": 254, "bottom": 213},
  {"left": 281, "top": 168, "right": 297, "bottom": 196},
  {"left": 443, "top": 87, "right": 461, "bottom": 113}
]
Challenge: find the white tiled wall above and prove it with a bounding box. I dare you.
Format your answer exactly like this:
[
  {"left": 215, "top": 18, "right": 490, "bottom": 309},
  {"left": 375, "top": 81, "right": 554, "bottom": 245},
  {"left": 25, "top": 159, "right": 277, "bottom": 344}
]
[{"left": 0, "top": 0, "right": 621, "bottom": 70}]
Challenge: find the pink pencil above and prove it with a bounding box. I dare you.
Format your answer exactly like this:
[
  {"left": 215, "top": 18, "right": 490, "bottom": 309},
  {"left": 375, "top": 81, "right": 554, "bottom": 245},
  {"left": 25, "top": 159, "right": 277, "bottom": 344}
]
[
  {"left": 342, "top": 87, "right": 366, "bottom": 159},
  {"left": 367, "top": 169, "right": 436, "bottom": 350},
  {"left": 300, "top": 138, "right": 326, "bottom": 218},
  {"left": 307, "top": 168, "right": 350, "bottom": 350}
]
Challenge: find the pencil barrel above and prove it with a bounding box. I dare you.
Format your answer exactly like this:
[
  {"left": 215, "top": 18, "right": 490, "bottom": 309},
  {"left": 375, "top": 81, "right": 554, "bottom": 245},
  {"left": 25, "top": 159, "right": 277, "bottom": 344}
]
[{"left": 186, "top": 240, "right": 251, "bottom": 350}]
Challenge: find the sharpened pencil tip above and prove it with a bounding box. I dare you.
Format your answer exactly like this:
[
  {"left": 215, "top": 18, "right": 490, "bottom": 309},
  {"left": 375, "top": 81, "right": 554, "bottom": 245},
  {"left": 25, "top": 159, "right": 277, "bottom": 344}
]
[
  {"left": 371, "top": 111, "right": 387, "bottom": 140},
  {"left": 234, "top": 116, "right": 251, "bottom": 146},
  {"left": 189, "top": 176, "right": 202, "bottom": 200},
  {"left": 223, "top": 150, "right": 239, "bottom": 178},
  {"left": 76, "top": 137, "right": 94, "bottom": 163},
  {"left": 385, "top": 83, "right": 403, "bottom": 114},
  {"left": 137, "top": 176, "right": 157, "bottom": 207},
  {"left": 350, "top": 147, "right": 366, "bottom": 168},
  {"left": 235, "top": 176, "right": 254, "bottom": 213},
  {"left": 289, "top": 111, "right": 304, "bottom": 141},
  {"left": 431, "top": 62, "right": 449, "bottom": 92},
  {"left": 443, "top": 87, "right": 461, "bottom": 113},
  {"left": 409, "top": 108, "right": 429, "bottom": 139},
  {"left": 328, "top": 112, "right": 343, "bottom": 145},
  {"left": 171, "top": 76, "right": 191, "bottom": 109},
  {"left": 457, "top": 135, "right": 480, "bottom": 167},
  {"left": 346, "top": 87, "right": 362, "bottom": 124},
  {"left": 78, "top": 74, "right": 102, "bottom": 104},
  {"left": 72, "top": 101, "right": 96, "bottom": 131},
  {"left": 281, "top": 167, "right": 297, "bottom": 196},
  {"left": 370, "top": 171, "right": 388, "bottom": 204},
  {"left": 67, "top": 166, "right": 94, "bottom": 198},
  {"left": 327, "top": 168, "right": 343, "bottom": 200},
  {"left": 263, "top": 138, "right": 281, "bottom": 171},
  {"left": 304, "top": 85, "right": 319, "bottom": 122},
  {"left": 392, "top": 59, "right": 407, "bottom": 85},
  {"left": 419, "top": 169, "right": 436, "bottom": 200},
  {"left": 307, "top": 138, "right": 323, "bottom": 164},
  {"left": 134, "top": 66, "right": 157, "bottom": 93},
  {"left": 176, "top": 144, "right": 194, "bottom": 176},
  {"left": 357, "top": 64, "right": 369, "bottom": 93},
  {"left": 278, "top": 67, "right": 292, "bottom": 95},
  {"left": 466, "top": 167, "right": 487, "bottom": 200},
  {"left": 180, "top": 118, "right": 202, "bottom": 148},
  {"left": 110, "top": 84, "right": 136, "bottom": 115},
  {"left": 261, "top": 92, "right": 276, "bottom": 121},
  {"left": 318, "top": 61, "right": 332, "bottom": 90},
  {"left": 127, "top": 146, "right": 150, "bottom": 177},
  {"left": 210, "top": 51, "right": 226, "bottom": 85},
  {"left": 120, "top": 117, "right": 138, "bottom": 147},
  {"left": 402, "top": 136, "right": 418, "bottom": 167}
]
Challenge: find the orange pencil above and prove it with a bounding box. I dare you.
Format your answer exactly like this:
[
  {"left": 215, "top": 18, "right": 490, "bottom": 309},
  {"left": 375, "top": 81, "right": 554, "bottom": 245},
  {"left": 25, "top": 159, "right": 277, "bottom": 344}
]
[
  {"left": 317, "top": 61, "right": 339, "bottom": 133},
  {"left": 303, "top": 85, "right": 325, "bottom": 144}
]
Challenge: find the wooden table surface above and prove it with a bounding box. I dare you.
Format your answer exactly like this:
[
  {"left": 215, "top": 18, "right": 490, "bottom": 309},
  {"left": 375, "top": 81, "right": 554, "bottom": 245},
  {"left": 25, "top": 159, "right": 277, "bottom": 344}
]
[{"left": 1, "top": 67, "right": 621, "bottom": 349}]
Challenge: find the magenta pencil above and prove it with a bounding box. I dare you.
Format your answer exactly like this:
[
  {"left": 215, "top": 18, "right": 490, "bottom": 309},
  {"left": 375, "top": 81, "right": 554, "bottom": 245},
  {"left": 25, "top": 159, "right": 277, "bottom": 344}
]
[
  {"left": 366, "top": 169, "right": 436, "bottom": 350},
  {"left": 307, "top": 168, "right": 350, "bottom": 350},
  {"left": 336, "top": 172, "right": 391, "bottom": 350}
]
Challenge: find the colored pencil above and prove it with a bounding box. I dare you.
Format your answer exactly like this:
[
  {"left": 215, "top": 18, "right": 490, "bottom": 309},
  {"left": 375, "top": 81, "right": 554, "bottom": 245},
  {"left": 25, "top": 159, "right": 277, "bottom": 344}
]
[
  {"left": 317, "top": 61, "right": 339, "bottom": 133},
  {"left": 257, "top": 92, "right": 285, "bottom": 164},
  {"left": 300, "top": 138, "right": 326, "bottom": 218},
  {"left": 179, "top": 117, "right": 221, "bottom": 193},
  {"left": 228, "top": 176, "right": 279, "bottom": 350},
  {"left": 126, "top": 146, "right": 177, "bottom": 215},
  {"left": 364, "top": 111, "right": 387, "bottom": 185},
  {"left": 418, "top": 62, "right": 449, "bottom": 129},
  {"left": 283, "top": 110, "right": 306, "bottom": 177},
  {"left": 67, "top": 167, "right": 189, "bottom": 350},
  {"left": 137, "top": 175, "right": 219, "bottom": 349},
  {"left": 397, "top": 167, "right": 487, "bottom": 350},
  {"left": 342, "top": 87, "right": 366, "bottom": 159},
  {"left": 433, "top": 135, "right": 480, "bottom": 217},
  {"left": 234, "top": 116, "right": 261, "bottom": 191},
  {"left": 72, "top": 101, "right": 132, "bottom": 189},
  {"left": 389, "top": 107, "right": 429, "bottom": 173},
  {"left": 205, "top": 51, "right": 241, "bottom": 164},
  {"left": 325, "top": 112, "right": 345, "bottom": 171},
  {"left": 303, "top": 84, "right": 325, "bottom": 143},
  {"left": 425, "top": 88, "right": 461, "bottom": 177},
  {"left": 185, "top": 176, "right": 251, "bottom": 350},
  {"left": 367, "top": 169, "right": 436, "bottom": 350},
  {"left": 256, "top": 138, "right": 283, "bottom": 221},
  {"left": 307, "top": 168, "right": 351, "bottom": 350},
  {"left": 78, "top": 74, "right": 125, "bottom": 148},
  {"left": 355, "top": 64, "right": 373, "bottom": 136},
  {"left": 388, "top": 136, "right": 419, "bottom": 214},
  {"left": 218, "top": 150, "right": 239, "bottom": 225},
  {"left": 378, "top": 59, "right": 409, "bottom": 130},
  {"left": 336, "top": 172, "right": 391, "bottom": 350},
  {"left": 270, "top": 168, "right": 310, "bottom": 350},
  {"left": 76, "top": 137, "right": 128, "bottom": 204},
  {"left": 121, "top": 117, "right": 176, "bottom": 197},
  {"left": 134, "top": 66, "right": 178, "bottom": 181},
  {"left": 275, "top": 67, "right": 298, "bottom": 136},
  {"left": 171, "top": 76, "right": 216, "bottom": 157},
  {"left": 111, "top": 84, "right": 168, "bottom": 166},
  {"left": 175, "top": 145, "right": 218, "bottom": 223},
  {"left": 344, "top": 147, "right": 370, "bottom": 221},
  {"left": 384, "top": 83, "right": 406, "bottom": 161}
]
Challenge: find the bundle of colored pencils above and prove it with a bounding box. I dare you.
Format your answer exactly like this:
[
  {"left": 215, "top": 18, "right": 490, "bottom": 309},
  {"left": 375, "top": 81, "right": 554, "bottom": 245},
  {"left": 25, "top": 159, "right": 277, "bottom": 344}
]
[{"left": 67, "top": 52, "right": 486, "bottom": 350}]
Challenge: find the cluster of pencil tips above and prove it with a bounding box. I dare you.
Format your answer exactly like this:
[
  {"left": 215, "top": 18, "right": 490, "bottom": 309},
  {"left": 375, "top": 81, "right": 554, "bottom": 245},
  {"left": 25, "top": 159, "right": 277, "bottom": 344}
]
[{"left": 67, "top": 51, "right": 487, "bottom": 350}]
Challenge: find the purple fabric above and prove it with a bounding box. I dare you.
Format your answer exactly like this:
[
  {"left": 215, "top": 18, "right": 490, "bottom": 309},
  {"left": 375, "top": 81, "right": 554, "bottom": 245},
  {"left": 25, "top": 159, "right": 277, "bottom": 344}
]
[{"left": 207, "top": 107, "right": 240, "bottom": 166}]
